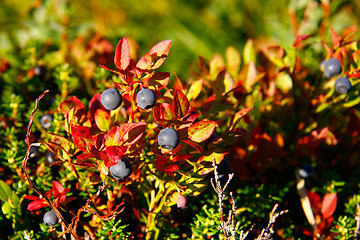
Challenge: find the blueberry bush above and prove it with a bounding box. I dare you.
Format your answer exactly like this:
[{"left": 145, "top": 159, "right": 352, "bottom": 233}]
[{"left": 1, "top": 0, "right": 360, "bottom": 239}]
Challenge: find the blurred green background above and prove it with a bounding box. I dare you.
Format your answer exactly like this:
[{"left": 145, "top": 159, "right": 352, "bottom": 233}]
[{"left": 1, "top": 0, "right": 360, "bottom": 78}]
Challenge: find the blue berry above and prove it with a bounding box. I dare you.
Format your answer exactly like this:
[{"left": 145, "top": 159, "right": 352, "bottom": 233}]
[
  {"left": 323, "top": 58, "right": 342, "bottom": 78},
  {"left": 158, "top": 127, "right": 180, "bottom": 150},
  {"left": 40, "top": 114, "right": 53, "bottom": 129},
  {"left": 136, "top": 88, "right": 157, "bottom": 109},
  {"left": 29, "top": 146, "right": 41, "bottom": 159},
  {"left": 298, "top": 163, "right": 315, "bottom": 178},
  {"left": 110, "top": 158, "right": 132, "bottom": 180},
  {"left": 335, "top": 77, "right": 351, "bottom": 94},
  {"left": 43, "top": 210, "right": 57, "bottom": 226},
  {"left": 34, "top": 65, "right": 46, "bottom": 77},
  {"left": 101, "top": 88, "right": 122, "bottom": 110},
  {"left": 46, "top": 151, "right": 56, "bottom": 165}
]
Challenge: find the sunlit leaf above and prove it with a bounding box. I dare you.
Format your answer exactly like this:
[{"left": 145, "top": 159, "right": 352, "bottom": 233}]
[
  {"left": 214, "top": 70, "right": 233, "bottom": 99},
  {"left": 120, "top": 122, "right": 147, "bottom": 146},
  {"left": 243, "top": 39, "right": 256, "bottom": 64},
  {"left": 104, "top": 126, "right": 122, "bottom": 147},
  {"left": 188, "top": 120, "right": 217, "bottom": 143},
  {"left": 173, "top": 89, "right": 190, "bottom": 119},
  {"left": 144, "top": 72, "right": 170, "bottom": 91},
  {"left": 186, "top": 79, "right": 204, "bottom": 101},
  {"left": 321, "top": 193, "right": 337, "bottom": 219},
  {"left": 114, "top": 37, "right": 131, "bottom": 70},
  {"left": 95, "top": 109, "right": 111, "bottom": 132},
  {"left": 226, "top": 46, "right": 241, "bottom": 74},
  {"left": 230, "top": 107, "right": 253, "bottom": 130},
  {"left": 103, "top": 146, "right": 127, "bottom": 167}
]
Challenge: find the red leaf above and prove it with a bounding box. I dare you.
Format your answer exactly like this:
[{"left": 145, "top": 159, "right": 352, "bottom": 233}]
[
  {"left": 173, "top": 89, "right": 190, "bottom": 119},
  {"left": 103, "top": 146, "right": 127, "bottom": 167},
  {"left": 88, "top": 93, "right": 103, "bottom": 119},
  {"left": 230, "top": 107, "right": 253, "bottom": 130},
  {"left": 307, "top": 190, "right": 322, "bottom": 212},
  {"left": 331, "top": 28, "right": 341, "bottom": 49},
  {"left": 114, "top": 37, "right": 131, "bottom": 71},
  {"left": 104, "top": 126, "right": 122, "bottom": 146},
  {"left": 136, "top": 53, "right": 153, "bottom": 70},
  {"left": 52, "top": 181, "right": 64, "bottom": 196},
  {"left": 188, "top": 120, "right": 217, "bottom": 143},
  {"left": 60, "top": 96, "right": 85, "bottom": 116},
  {"left": 71, "top": 125, "right": 92, "bottom": 151},
  {"left": 27, "top": 200, "right": 48, "bottom": 211},
  {"left": 94, "top": 109, "right": 111, "bottom": 132},
  {"left": 321, "top": 193, "right": 337, "bottom": 219},
  {"left": 293, "top": 34, "right": 313, "bottom": 47},
  {"left": 164, "top": 164, "right": 179, "bottom": 177},
  {"left": 321, "top": 41, "right": 333, "bottom": 57},
  {"left": 148, "top": 40, "right": 172, "bottom": 69},
  {"left": 23, "top": 195, "right": 41, "bottom": 201},
  {"left": 119, "top": 122, "right": 147, "bottom": 146},
  {"left": 99, "top": 64, "right": 121, "bottom": 75},
  {"left": 182, "top": 139, "right": 203, "bottom": 153}
]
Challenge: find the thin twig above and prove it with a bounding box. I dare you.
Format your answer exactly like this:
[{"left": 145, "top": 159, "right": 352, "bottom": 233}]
[
  {"left": 255, "top": 204, "right": 288, "bottom": 240},
  {"left": 22, "top": 90, "right": 79, "bottom": 239}
]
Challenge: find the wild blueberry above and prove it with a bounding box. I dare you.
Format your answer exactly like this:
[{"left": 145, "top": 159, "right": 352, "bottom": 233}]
[
  {"left": 323, "top": 58, "right": 342, "bottom": 78},
  {"left": 110, "top": 158, "right": 132, "bottom": 180},
  {"left": 298, "top": 163, "right": 315, "bottom": 178},
  {"left": 177, "top": 194, "right": 187, "bottom": 209},
  {"left": 217, "top": 159, "right": 231, "bottom": 180},
  {"left": 40, "top": 114, "right": 53, "bottom": 129},
  {"left": 101, "top": 88, "right": 123, "bottom": 110},
  {"left": 46, "top": 151, "right": 56, "bottom": 165},
  {"left": 29, "top": 146, "right": 41, "bottom": 159},
  {"left": 136, "top": 88, "right": 157, "bottom": 109},
  {"left": 335, "top": 77, "right": 351, "bottom": 94},
  {"left": 43, "top": 210, "right": 57, "bottom": 226},
  {"left": 34, "top": 65, "right": 46, "bottom": 77},
  {"left": 158, "top": 127, "right": 180, "bottom": 150}
]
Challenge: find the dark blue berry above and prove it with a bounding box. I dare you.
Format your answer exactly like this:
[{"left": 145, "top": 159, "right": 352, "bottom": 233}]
[
  {"left": 29, "top": 146, "right": 41, "bottom": 159},
  {"left": 298, "top": 163, "right": 315, "bottom": 178},
  {"left": 335, "top": 77, "right": 351, "bottom": 94},
  {"left": 34, "top": 66, "right": 46, "bottom": 77},
  {"left": 46, "top": 151, "right": 56, "bottom": 165},
  {"left": 40, "top": 114, "right": 53, "bottom": 129},
  {"left": 43, "top": 210, "right": 57, "bottom": 226},
  {"left": 101, "top": 88, "right": 122, "bottom": 110},
  {"left": 323, "top": 58, "right": 342, "bottom": 78},
  {"left": 110, "top": 158, "right": 132, "bottom": 180},
  {"left": 158, "top": 127, "right": 180, "bottom": 150},
  {"left": 217, "top": 159, "right": 231, "bottom": 180},
  {"left": 136, "top": 88, "right": 157, "bottom": 109}
]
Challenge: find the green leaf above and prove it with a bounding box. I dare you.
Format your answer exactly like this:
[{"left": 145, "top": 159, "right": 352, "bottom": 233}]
[
  {"left": 243, "top": 39, "right": 256, "bottom": 64},
  {"left": 2, "top": 201, "right": 12, "bottom": 219},
  {"left": 214, "top": 70, "right": 233, "bottom": 100},
  {"left": 0, "top": 180, "right": 12, "bottom": 202},
  {"left": 94, "top": 109, "right": 111, "bottom": 132},
  {"left": 226, "top": 46, "right": 241, "bottom": 75}
]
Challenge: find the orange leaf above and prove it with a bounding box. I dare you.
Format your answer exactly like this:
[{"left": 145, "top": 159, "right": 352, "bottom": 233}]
[
  {"left": 331, "top": 28, "right": 341, "bottom": 49},
  {"left": 120, "top": 122, "right": 147, "bottom": 146},
  {"left": 144, "top": 72, "right": 170, "bottom": 91},
  {"left": 186, "top": 79, "right": 204, "bottom": 101},
  {"left": 230, "top": 107, "right": 253, "bottom": 130},
  {"left": 148, "top": 40, "right": 172, "bottom": 69},
  {"left": 214, "top": 70, "right": 233, "bottom": 99},
  {"left": 94, "top": 109, "right": 111, "bottom": 132},
  {"left": 104, "top": 126, "right": 121, "bottom": 147},
  {"left": 188, "top": 120, "right": 217, "bottom": 143},
  {"left": 114, "top": 37, "right": 131, "bottom": 71},
  {"left": 173, "top": 89, "right": 189, "bottom": 119},
  {"left": 321, "top": 193, "right": 337, "bottom": 219}
]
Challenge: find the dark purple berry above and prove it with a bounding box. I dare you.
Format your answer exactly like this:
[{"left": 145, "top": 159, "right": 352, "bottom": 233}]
[
  {"left": 298, "top": 163, "right": 315, "bottom": 178},
  {"left": 110, "top": 158, "right": 132, "bottom": 180},
  {"left": 323, "top": 58, "right": 342, "bottom": 78},
  {"left": 158, "top": 127, "right": 180, "bottom": 150},
  {"left": 43, "top": 210, "right": 57, "bottom": 226},
  {"left": 101, "top": 88, "right": 123, "bottom": 110},
  {"left": 136, "top": 88, "right": 157, "bottom": 109},
  {"left": 335, "top": 77, "right": 351, "bottom": 94},
  {"left": 177, "top": 194, "right": 187, "bottom": 209},
  {"left": 40, "top": 114, "right": 53, "bottom": 129}
]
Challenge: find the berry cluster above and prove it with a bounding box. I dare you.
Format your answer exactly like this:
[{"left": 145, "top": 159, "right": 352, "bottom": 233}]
[{"left": 322, "top": 57, "right": 352, "bottom": 94}]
